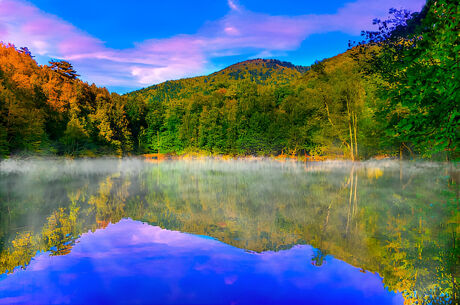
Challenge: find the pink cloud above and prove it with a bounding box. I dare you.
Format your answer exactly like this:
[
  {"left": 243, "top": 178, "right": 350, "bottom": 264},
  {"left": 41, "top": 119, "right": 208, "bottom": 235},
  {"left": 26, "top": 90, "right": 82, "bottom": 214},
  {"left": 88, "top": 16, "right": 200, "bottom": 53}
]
[
  {"left": 207, "top": 11, "right": 311, "bottom": 50},
  {"left": 228, "top": 0, "right": 241, "bottom": 12},
  {"left": 0, "top": 0, "right": 426, "bottom": 91},
  {"left": 322, "top": 0, "right": 426, "bottom": 34},
  {"left": 0, "top": 0, "right": 104, "bottom": 57},
  {"left": 58, "top": 36, "right": 104, "bottom": 56}
]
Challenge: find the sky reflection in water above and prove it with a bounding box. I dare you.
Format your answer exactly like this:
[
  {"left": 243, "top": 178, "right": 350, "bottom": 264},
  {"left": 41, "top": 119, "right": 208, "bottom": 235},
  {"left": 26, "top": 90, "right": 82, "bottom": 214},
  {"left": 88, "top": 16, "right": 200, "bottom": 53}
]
[
  {"left": 0, "top": 218, "right": 402, "bottom": 305},
  {"left": 0, "top": 158, "right": 456, "bottom": 304}
]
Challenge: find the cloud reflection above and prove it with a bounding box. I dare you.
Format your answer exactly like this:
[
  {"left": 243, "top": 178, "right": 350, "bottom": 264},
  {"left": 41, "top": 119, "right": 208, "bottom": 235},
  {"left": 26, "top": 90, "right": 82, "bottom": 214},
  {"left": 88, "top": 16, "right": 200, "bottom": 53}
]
[{"left": 0, "top": 218, "right": 403, "bottom": 305}]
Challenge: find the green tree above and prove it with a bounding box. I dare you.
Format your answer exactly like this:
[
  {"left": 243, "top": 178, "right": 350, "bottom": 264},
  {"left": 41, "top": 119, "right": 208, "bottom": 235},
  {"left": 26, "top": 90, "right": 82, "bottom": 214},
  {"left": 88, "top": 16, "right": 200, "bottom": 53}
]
[{"left": 356, "top": 2, "right": 459, "bottom": 158}]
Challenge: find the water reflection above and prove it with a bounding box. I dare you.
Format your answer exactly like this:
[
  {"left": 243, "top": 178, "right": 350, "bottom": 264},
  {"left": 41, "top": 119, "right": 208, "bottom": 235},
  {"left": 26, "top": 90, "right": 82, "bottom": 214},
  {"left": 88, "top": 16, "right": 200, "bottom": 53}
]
[
  {"left": 0, "top": 158, "right": 458, "bottom": 304},
  {"left": 0, "top": 219, "right": 403, "bottom": 305}
]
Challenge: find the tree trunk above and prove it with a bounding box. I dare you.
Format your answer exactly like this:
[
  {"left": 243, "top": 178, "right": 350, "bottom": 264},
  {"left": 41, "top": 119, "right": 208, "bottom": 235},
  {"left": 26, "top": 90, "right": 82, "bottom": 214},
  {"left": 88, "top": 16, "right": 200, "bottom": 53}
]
[
  {"left": 353, "top": 112, "right": 358, "bottom": 159},
  {"left": 348, "top": 118, "right": 354, "bottom": 161},
  {"left": 347, "top": 99, "right": 354, "bottom": 161}
]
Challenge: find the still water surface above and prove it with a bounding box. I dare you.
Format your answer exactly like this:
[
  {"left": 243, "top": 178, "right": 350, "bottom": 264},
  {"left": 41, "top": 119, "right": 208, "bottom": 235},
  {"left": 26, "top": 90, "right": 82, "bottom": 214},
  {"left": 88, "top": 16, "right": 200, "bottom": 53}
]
[{"left": 0, "top": 158, "right": 457, "bottom": 304}]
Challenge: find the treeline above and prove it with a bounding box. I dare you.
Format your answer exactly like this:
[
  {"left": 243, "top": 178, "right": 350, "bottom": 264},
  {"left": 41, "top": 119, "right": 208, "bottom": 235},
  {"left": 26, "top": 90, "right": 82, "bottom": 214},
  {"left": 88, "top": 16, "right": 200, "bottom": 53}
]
[
  {"left": 0, "top": 43, "right": 380, "bottom": 158},
  {"left": 131, "top": 54, "right": 383, "bottom": 159},
  {"left": 0, "top": 43, "right": 136, "bottom": 156},
  {"left": 132, "top": 0, "right": 458, "bottom": 159},
  {"left": 352, "top": 0, "right": 459, "bottom": 159},
  {"left": 133, "top": 0, "right": 458, "bottom": 159},
  {"left": 0, "top": 0, "right": 457, "bottom": 159}
]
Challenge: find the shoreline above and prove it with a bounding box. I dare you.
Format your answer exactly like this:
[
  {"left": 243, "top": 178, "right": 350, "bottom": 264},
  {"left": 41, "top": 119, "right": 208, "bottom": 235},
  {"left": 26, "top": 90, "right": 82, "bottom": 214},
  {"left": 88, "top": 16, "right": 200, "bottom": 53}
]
[{"left": 1, "top": 152, "right": 457, "bottom": 164}]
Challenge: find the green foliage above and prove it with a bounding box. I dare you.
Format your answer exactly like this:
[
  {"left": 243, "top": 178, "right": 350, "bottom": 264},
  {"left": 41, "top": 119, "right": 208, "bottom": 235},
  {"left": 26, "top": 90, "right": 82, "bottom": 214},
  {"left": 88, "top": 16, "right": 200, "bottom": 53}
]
[
  {"left": 354, "top": 1, "right": 459, "bottom": 158},
  {"left": 61, "top": 115, "right": 90, "bottom": 155},
  {"left": 3, "top": 3, "right": 456, "bottom": 162},
  {"left": 130, "top": 56, "right": 386, "bottom": 158},
  {"left": 0, "top": 122, "right": 8, "bottom": 158}
]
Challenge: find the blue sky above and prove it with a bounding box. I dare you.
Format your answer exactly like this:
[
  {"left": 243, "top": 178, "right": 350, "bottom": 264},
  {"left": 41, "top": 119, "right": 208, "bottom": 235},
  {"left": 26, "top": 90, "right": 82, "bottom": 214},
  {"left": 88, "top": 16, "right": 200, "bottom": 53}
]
[{"left": 0, "top": 0, "right": 426, "bottom": 93}]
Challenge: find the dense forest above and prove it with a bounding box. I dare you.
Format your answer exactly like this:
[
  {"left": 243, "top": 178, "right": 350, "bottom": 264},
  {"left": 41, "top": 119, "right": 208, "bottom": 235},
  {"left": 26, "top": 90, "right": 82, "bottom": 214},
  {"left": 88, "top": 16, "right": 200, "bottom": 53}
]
[
  {"left": 0, "top": 45, "right": 134, "bottom": 156},
  {"left": 0, "top": 0, "right": 458, "bottom": 159}
]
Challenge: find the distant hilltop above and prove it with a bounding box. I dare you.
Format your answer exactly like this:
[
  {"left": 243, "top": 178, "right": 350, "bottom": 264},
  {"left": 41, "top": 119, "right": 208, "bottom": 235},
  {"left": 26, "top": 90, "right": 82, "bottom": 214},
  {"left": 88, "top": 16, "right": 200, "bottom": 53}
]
[
  {"left": 218, "top": 58, "right": 309, "bottom": 74},
  {"left": 127, "top": 58, "right": 310, "bottom": 101}
]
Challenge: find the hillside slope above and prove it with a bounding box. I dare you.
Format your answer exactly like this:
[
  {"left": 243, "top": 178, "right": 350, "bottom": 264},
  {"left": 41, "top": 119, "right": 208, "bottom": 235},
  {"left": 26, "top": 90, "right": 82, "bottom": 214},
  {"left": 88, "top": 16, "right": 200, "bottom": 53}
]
[
  {"left": 0, "top": 43, "right": 135, "bottom": 156},
  {"left": 0, "top": 42, "right": 389, "bottom": 158},
  {"left": 125, "top": 50, "right": 389, "bottom": 158},
  {"left": 128, "top": 59, "right": 309, "bottom": 103}
]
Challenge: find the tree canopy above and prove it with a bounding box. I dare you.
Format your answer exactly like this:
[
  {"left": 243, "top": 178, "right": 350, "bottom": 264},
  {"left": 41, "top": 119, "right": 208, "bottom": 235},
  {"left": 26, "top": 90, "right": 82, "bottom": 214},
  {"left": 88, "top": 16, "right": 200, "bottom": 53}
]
[
  {"left": 0, "top": 0, "right": 457, "bottom": 160},
  {"left": 352, "top": 0, "right": 459, "bottom": 159}
]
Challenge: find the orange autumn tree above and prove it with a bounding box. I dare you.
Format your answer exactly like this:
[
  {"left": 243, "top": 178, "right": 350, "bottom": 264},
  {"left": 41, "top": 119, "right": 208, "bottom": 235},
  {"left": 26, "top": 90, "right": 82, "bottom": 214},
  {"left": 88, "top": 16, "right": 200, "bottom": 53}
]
[{"left": 0, "top": 43, "right": 136, "bottom": 156}]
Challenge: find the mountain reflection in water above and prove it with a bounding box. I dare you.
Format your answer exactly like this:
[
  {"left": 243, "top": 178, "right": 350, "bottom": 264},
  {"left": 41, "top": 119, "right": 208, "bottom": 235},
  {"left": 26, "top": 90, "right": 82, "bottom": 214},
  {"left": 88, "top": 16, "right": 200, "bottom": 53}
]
[{"left": 0, "top": 158, "right": 458, "bottom": 304}]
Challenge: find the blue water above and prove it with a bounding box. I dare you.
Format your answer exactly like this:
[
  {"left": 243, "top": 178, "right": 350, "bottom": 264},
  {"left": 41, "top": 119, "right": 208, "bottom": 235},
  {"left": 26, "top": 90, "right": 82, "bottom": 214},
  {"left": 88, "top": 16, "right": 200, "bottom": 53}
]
[
  {"left": 1, "top": 159, "right": 456, "bottom": 304},
  {"left": 0, "top": 219, "right": 402, "bottom": 305}
]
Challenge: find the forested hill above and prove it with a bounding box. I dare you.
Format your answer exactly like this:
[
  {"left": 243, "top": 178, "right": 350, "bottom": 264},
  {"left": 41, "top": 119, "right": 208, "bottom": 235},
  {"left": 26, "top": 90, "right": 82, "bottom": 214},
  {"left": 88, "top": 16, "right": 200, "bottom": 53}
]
[
  {"left": 0, "top": 1, "right": 457, "bottom": 159},
  {"left": 0, "top": 43, "right": 135, "bottom": 156},
  {"left": 126, "top": 50, "right": 384, "bottom": 158},
  {"left": 128, "top": 59, "right": 309, "bottom": 103},
  {"left": 220, "top": 58, "right": 309, "bottom": 74}
]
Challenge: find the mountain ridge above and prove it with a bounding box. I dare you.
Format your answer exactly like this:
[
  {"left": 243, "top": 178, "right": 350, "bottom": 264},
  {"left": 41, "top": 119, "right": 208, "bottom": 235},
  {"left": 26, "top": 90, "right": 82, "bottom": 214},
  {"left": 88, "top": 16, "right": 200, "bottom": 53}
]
[
  {"left": 127, "top": 58, "right": 310, "bottom": 100},
  {"left": 216, "top": 58, "right": 309, "bottom": 74}
]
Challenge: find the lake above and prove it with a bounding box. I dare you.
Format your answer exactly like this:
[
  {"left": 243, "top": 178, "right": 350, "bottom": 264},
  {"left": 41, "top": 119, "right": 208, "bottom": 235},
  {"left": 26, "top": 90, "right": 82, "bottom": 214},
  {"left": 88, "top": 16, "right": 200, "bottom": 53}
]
[{"left": 0, "top": 158, "right": 457, "bottom": 304}]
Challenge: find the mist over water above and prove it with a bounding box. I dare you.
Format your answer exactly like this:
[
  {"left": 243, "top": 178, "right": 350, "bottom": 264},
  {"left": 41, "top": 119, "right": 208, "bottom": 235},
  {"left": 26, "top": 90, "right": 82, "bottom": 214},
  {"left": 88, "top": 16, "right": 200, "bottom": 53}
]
[
  {"left": 0, "top": 158, "right": 457, "bottom": 304},
  {"left": 0, "top": 157, "right": 452, "bottom": 174}
]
